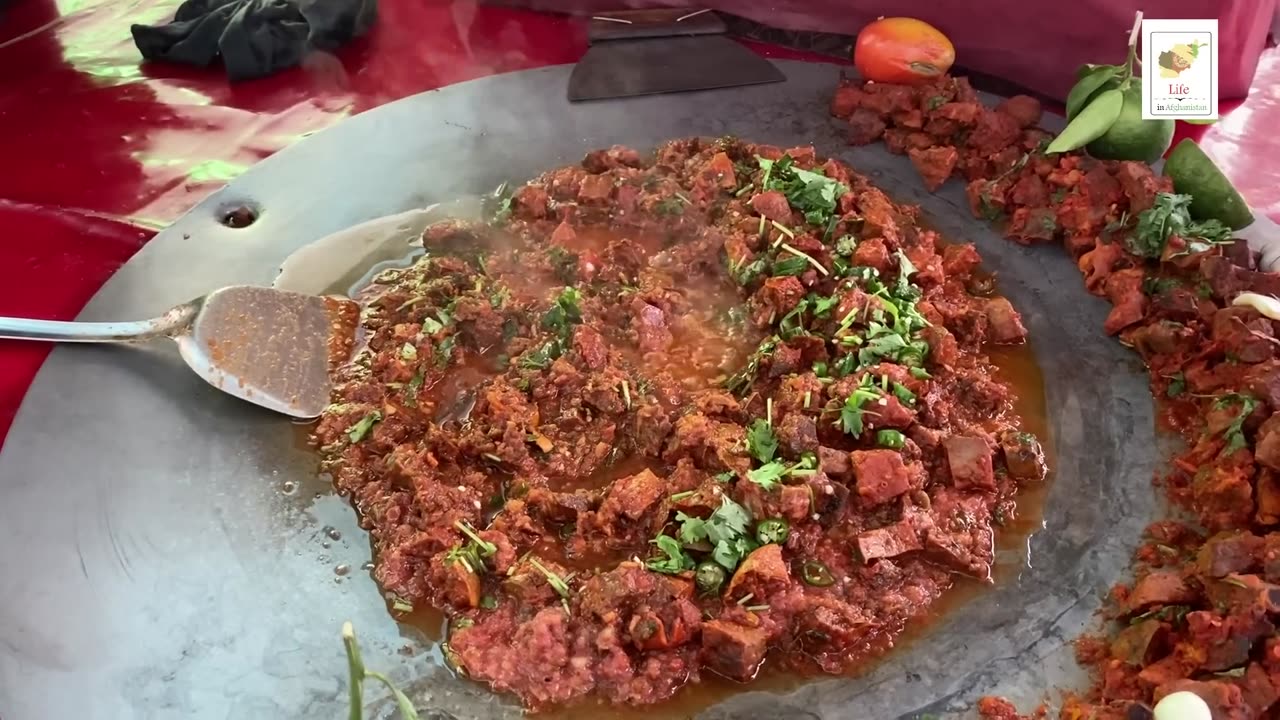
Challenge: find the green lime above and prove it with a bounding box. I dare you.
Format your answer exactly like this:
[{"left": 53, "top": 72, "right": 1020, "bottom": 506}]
[
  {"left": 1085, "top": 86, "right": 1174, "bottom": 164},
  {"left": 1163, "top": 138, "right": 1254, "bottom": 230}
]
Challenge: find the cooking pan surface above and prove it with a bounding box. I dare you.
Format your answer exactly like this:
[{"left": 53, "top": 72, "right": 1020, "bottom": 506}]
[{"left": 0, "top": 62, "right": 1158, "bottom": 719}]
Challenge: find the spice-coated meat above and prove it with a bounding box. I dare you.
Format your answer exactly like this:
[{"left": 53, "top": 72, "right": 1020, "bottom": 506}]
[{"left": 316, "top": 137, "right": 1042, "bottom": 710}]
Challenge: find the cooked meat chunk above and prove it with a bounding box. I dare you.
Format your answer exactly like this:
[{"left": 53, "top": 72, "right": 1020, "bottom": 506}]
[
  {"left": 1127, "top": 571, "right": 1198, "bottom": 612},
  {"left": 701, "top": 620, "right": 769, "bottom": 680},
  {"left": 726, "top": 544, "right": 790, "bottom": 599},
  {"left": 776, "top": 413, "right": 819, "bottom": 458},
  {"left": 984, "top": 297, "right": 1028, "bottom": 344},
  {"left": 999, "top": 431, "right": 1046, "bottom": 481},
  {"left": 908, "top": 146, "right": 958, "bottom": 191},
  {"left": 1196, "top": 532, "right": 1264, "bottom": 578},
  {"left": 750, "top": 190, "right": 792, "bottom": 223},
  {"left": 848, "top": 108, "right": 888, "bottom": 145},
  {"left": 856, "top": 520, "right": 922, "bottom": 561},
  {"left": 851, "top": 450, "right": 912, "bottom": 505},
  {"left": 943, "top": 436, "right": 995, "bottom": 490},
  {"left": 996, "top": 95, "right": 1042, "bottom": 128}
]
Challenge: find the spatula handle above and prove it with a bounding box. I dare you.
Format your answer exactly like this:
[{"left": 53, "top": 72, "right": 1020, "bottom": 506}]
[{"left": 0, "top": 303, "right": 199, "bottom": 343}]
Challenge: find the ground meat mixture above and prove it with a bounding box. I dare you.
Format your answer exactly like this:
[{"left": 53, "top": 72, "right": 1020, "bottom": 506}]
[
  {"left": 313, "top": 137, "right": 1045, "bottom": 711},
  {"left": 834, "top": 73, "right": 1280, "bottom": 720}
]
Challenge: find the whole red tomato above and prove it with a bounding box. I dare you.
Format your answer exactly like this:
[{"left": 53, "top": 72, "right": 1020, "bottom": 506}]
[{"left": 854, "top": 17, "right": 956, "bottom": 85}]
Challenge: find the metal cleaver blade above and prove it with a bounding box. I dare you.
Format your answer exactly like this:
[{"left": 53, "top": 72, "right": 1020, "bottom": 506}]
[{"left": 568, "top": 34, "right": 785, "bottom": 102}]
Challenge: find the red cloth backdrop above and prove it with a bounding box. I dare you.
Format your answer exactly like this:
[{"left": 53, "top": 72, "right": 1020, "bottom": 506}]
[{"left": 497, "top": 0, "right": 1276, "bottom": 101}]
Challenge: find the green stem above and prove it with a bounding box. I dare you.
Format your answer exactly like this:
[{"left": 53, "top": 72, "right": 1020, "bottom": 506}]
[
  {"left": 364, "top": 671, "right": 422, "bottom": 720},
  {"left": 342, "top": 622, "right": 365, "bottom": 720}
]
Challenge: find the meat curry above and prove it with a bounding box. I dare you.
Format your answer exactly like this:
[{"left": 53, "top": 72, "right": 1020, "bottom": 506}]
[{"left": 313, "top": 137, "right": 1047, "bottom": 710}]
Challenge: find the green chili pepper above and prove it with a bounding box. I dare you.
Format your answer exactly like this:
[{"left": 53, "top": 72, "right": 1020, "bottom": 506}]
[
  {"left": 876, "top": 429, "right": 906, "bottom": 449},
  {"left": 801, "top": 560, "right": 835, "bottom": 587},
  {"left": 755, "top": 518, "right": 790, "bottom": 545},
  {"left": 695, "top": 562, "right": 727, "bottom": 595}
]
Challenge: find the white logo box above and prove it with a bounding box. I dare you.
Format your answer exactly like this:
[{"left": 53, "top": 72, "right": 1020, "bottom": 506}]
[{"left": 1142, "top": 18, "right": 1219, "bottom": 121}]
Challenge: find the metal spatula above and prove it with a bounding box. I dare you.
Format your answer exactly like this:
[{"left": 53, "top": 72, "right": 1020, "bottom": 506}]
[{"left": 0, "top": 286, "right": 355, "bottom": 418}]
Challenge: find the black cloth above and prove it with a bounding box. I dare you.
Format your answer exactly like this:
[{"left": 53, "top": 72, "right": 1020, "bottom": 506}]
[{"left": 131, "top": 0, "right": 377, "bottom": 81}]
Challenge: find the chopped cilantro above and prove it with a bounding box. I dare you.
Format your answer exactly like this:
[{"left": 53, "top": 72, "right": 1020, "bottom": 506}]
[
  {"left": 893, "top": 250, "right": 918, "bottom": 298},
  {"left": 730, "top": 256, "right": 768, "bottom": 286},
  {"left": 663, "top": 497, "right": 757, "bottom": 573},
  {"left": 977, "top": 183, "right": 1003, "bottom": 221},
  {"left": 519, "top": 338, "right": 564, "bottom": 370},
  {"left": 756, "top": 155, "right": 848, "bottom": 228},
  {"left": 1214, "top": 393, "right": 1258, "bottom": 454},
  {"left": 527, "top": 556, "right": 571, "bottom": 598},
  {"left": 1129, "top": 193, "right": 1234, "bottom": 259},
  {"left": 1142, "top": 276, "right": 1181, "bottom": 296},
  {"left": 348, "top": 411, "right": 382, "bottom": 443},
  {"left": 746, "top": 418, "right": 779, "bottom": 464},
  {"left": 654, "top": 197, "right": 685, "bottom": 216},
  {"left": 1166, "top": 372, "right": 1186, "bottom": 398},
  {"left": 746, "top": 461, "right": 787, "bottom": 490},
  {"left": 422, "top": 315, "right": 445, "bottom": 335},
  {"left": 839, "top": 375, "right": 881, "bottom": 436},
  {"left": 724, "top": 336, "right": 779, "bottom": 395},
  {"left": 548, "top": 246, "right": 579, "bottom": 283},
  {"left": 812, "top": 294, "right": 839, "bottom": 318},
  {"left": 772, "top": 255, "right": 809, "bottom": 277},
  {"left": 404, "top": 369, "right": 425, "bottom": 407},
  {"left": 434, "top": 335, "right": 457, "bottom": 368},
  {"left": 489, "top": 286, "right": 511, "bottom": 308},
  {"left": 542, "top": 287, "right": 583, "bottom": 332},
  {"left": 647, "top": 535, "right": 695, "bottom": 574}
]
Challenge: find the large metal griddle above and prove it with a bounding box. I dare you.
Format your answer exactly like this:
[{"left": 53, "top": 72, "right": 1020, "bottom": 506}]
[{"left": 0, "top": 62, "right": 1160, "bottom": 720}]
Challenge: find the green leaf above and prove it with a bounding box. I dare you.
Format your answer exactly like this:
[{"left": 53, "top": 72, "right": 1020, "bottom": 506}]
[
  {"left": 756, "top": 155, "right": 848, "bottom": 229},
  {"left": 1046, "top": 88, "right": 1124, "bottom": 154},
  {"left": 403, "top": 368, "right": 425, "bottom": 407},
  {"left": 747, "top": 461, "right": 787, "bottom": 490},
  {"left": 812, "top": 295, "right": 840, "bottom": 319},
  {"left": 647, "top": 535, "right": 695, "bottom": 574},
  {"left": 729, "top": 256, "right": 767, "bottom": 286},
  {"left": 542, "top": 287, "right": 583, "bottom": 332},
  {"left": 1066, "top": 65, "right": 1122, "bottom": 121},
  {"left": 421, "top": 316, "right": 444, "bottom": 335},
  {"left": 708, "top": 496, "right": 753, "bottom": 542},
  {"left": 675, "top": 511, "right": 709, "bottom": 544},
  {"left": 772, "top": 255, "right": 809, "bottom": 277},
  {"left": 713, "top": 537, "right": 753, "bottom": 571},
  {"left": 1129, "top": 193, "right": 1233, "bottom": 259},
  {"left": 348, "top": 411, "right": 382, "bottom": 443},
  {"left": 746, "top": 418, "right": 779, "bottom": 463},
  {"left": 434, "top": 335, "right": 457, "bottom": 368},
  {"left": 1166, "top": 372, "right": 1186, "bottom": 398},
  {"left": 1215, "top": 393, "right": 1258, "bottom": 454}
]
